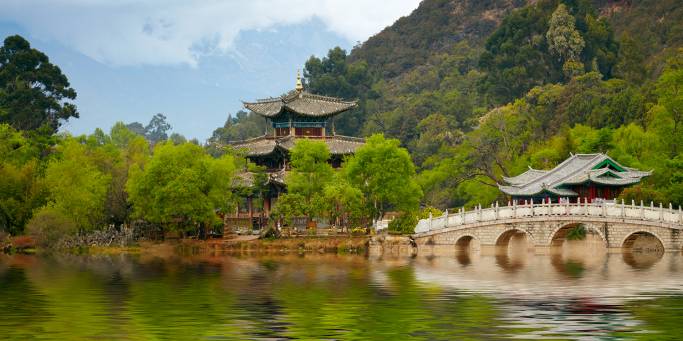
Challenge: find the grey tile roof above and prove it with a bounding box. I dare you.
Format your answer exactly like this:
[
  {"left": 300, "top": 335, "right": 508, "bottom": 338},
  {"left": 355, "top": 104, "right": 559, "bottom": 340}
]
[
  {"left": 231, "top": 136, "right": 277, "bottom": 156},
  {"left": 243, "top": 90, "right": 357, "bottom": 118},
  {"left": 502, "top": 168, "right": 548, "bottom": 186},
  {"left": 232, "top": 172, "right": 255, "bottom": 187},
  {"left": 232, "top": 169, "right": 287, "bottom": 188},
  {"left": 228, "top": 135, "right": 365, "bottom": 157},
  {"left": 499, "top": 153, "right": 652, "bottom": 197}
]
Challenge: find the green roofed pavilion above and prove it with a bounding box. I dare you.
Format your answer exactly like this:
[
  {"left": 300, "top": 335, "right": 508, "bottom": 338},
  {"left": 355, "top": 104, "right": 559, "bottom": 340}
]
[{"left": 498, "top": 153, "right": 651, "bottom": 203}]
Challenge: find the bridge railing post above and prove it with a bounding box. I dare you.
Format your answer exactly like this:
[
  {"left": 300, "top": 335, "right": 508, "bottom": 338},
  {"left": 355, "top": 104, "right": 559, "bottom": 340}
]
[
  {"left": 602, "top": 200, "right": 606, "bottom": 217},
  {"left": 512, "top": 200, "right": 517, "bottom": 219},
  {"left": 621, "top": 199, "right": 625, "bottom": 218},
  {"left": 660, "top": 202, "right": 663, "bottom": 222},
  {"left": 640, "top": 200, "right": 644, "bottom": 219},
  {"left": 530, "top": 198, "right": 534, "bottom": 217},
  {"left": 428, "top": 212, "right": 432, "bottom": 231}
]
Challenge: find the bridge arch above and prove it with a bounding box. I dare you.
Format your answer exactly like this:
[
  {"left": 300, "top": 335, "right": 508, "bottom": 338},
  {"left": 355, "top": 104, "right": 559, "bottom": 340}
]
[
  {"left": 621, "top": 230, "right": 665, "bottom": 253},
  {"left": 455, "top": 235, "right": 479, "bottom": 252},
  {"left": 494, "top": 228, "right": 535, "bottom": 249},
  {"left": 548, "top": 223, "right": 607, "bottom": 248}
]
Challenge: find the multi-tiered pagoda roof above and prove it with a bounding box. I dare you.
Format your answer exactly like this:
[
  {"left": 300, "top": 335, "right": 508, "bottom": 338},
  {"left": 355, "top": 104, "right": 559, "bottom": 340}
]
[
  {"left": 243, "top": 90, "right": 357, "bottom": 118},
  {"left": 226, "top": 72, "right": 364, "bottom": 193},
  {"left": 231, "top": 134, "right": 365, "bottom": 158},
  {"left": 230, "top": 73, "right": 363, "bottom": 159}
]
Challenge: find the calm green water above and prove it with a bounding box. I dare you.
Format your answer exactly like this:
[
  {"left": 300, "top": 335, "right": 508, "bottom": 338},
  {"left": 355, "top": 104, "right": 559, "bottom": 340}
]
[{"left": 1, "top": 251, "right": 683, "bottom": 340}]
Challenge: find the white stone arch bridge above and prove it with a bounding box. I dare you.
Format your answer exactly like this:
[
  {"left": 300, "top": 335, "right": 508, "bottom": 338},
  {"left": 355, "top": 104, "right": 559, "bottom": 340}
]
[{"left": 414, "top": 201, "right": 683, "bottom": 252}]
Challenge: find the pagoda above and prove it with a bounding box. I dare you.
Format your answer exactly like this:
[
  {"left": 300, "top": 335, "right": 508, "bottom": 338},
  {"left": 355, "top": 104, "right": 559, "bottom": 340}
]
[
  {"left": 498, "top": 153, "right": 651, "bottom": 203},
  {"left": 224, "top": 72, "right": 365, "bottom": 233}
]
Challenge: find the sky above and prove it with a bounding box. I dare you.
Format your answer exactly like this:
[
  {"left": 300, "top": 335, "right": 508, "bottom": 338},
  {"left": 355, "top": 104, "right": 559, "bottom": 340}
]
[{"left": 0, "top": 0, "right": 422, "bottom": 141}]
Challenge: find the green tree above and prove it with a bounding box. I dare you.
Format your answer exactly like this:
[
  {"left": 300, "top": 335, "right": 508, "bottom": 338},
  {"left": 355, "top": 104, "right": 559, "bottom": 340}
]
[
  {"left": 125, "top": 122, "right": 146, "bottom": 136},
  {"left": 104, "top": 123, "right": 151, "bottom": 225},
  {"left": 280, "top": 139, "right": 334, "bottom": 223},
  {"left": 304, "top": 47, "right": 372, "bottom": 135},
  {"left": 321, "top": 176, "right": 365, "bottom": 229},
  {"left": 614, "top": 34, "right": 647, "bottom": 83},
  {"left": 480, "top": 0, "right": 618, "bottom": 104},
  {"left": 126, "top": 141, "right": 236, "bottom": 235},
  {"left": 344, "top": 134, "right": 422, "bottom": 220},
  {"left": 654, "top": 49, "right": 683, "bottom": 155},
  {"left": 144, "top": 113, "right": 171, "bottom": 144},
  {"left": 0, "top": 35, "right": 78, "bottom": 134},
  {"left": 169, "top": 133, "right": 187, "bottom": 145},
  {"left": 412, "top": 113, "right": 462, "bottom": 166},
  {"left": 0, "top": 124, "right": 46, "bottom": 234},
  {"left": 209, "top": 110, "right": 267, "bottom": 143},
  {"left": 547, "top": 4, "right": 586, "bottom": 77},
  {"left": 44, "top": 138, "right": 111, "bottom": 231}
]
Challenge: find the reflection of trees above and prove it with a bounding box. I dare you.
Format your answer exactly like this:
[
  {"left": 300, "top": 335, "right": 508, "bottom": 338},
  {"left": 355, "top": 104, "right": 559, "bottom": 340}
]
[
  {"left": 127, "top": 270, "right": 244, "bottom": 340},
  {"left": 0, "top": 267, "right": 50, "bottom": 340},
  {"left": 23, "top": 258, "right": 135, "bottom": 340},
  {"left": 1, "top": 254, "right": 542, "bottom": 339},
  {"left": 550, "top": 253, "right": 586, "bottom": 278},
  {"left": 613, "top": 296, "right": 683, "bottom": 339},
  {"left": 273, "top": 265, "right": 524, "bottom": 339}
]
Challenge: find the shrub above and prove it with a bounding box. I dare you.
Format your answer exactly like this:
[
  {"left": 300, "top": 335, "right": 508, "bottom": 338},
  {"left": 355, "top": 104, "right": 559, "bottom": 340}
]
[
  {"left": 566, "top": 224, "right": 586, "bottom": 240},
  {"left": 351, "top": 227, "right": 367, "bottom": 235},
  {"left": 11, "top": 235, "right": 36, "bottom": 250},
  {"left": 388, "top": 213, "right": 418, "bottom": 234},
  {"left": 619, "top": 185, "right": 667, "bottom": 206},
  {"left": 26, "top": 206, "right": 77, "bottom": 248},
  {"left": 419, "top": 206, "right": 443, "bottom": 219}
]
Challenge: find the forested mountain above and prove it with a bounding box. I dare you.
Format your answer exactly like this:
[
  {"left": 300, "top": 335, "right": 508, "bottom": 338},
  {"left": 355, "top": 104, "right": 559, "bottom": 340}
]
[{"left": 298, "top": 0, "right": 683, "bottom": 209}]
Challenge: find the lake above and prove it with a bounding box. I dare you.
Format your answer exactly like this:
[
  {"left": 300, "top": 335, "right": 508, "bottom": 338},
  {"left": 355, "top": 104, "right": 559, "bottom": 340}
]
[{"left": 1, "top": 249, "right": 682, "bottom": 340}]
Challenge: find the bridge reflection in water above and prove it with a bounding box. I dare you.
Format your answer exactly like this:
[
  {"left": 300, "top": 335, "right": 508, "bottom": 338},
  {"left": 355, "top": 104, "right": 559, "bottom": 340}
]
[{"left": 372, "top": 251, "right": 683, "bottom": 339}]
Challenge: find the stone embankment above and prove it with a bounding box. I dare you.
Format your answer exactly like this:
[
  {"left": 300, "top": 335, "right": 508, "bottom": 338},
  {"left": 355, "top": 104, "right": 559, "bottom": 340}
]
[
  {"left": 220, "top": 235, "right": 369, "bottom": 254},
  {"left": 369, "top": 234, "right": 417, "bottom": 256}
]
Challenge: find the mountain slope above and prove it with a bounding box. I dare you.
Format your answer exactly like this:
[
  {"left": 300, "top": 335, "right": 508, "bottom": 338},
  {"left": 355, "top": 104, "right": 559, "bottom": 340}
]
[{"left": 349, "top": 0, "right": 526, "bottom": 79}]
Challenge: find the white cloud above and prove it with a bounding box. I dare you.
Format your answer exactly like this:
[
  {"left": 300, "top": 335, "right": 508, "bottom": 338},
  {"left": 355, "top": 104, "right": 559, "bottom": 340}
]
[{"left": 1, "top": 0, "right": 421, "bottom": 66}]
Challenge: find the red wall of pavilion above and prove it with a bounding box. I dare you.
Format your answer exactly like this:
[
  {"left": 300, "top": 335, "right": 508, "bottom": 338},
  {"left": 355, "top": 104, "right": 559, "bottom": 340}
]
[
  {"left": 295, "top": 127, "right": 323, "bottom": 137},
  {"left": 570, "top": 185, "right": 623, "bottom": 202}
]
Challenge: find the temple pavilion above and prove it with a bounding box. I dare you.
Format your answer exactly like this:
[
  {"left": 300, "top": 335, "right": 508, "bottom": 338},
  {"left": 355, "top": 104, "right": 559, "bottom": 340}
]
[
  {"left": 498, "top": 153, "right": 651, "bottom": 203},
  {"left": 224, "top": 73, "right": 365, "bottom": 232}
]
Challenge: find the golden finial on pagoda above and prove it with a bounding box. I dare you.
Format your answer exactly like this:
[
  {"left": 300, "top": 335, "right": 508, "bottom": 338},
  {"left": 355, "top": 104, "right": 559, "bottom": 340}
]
[{"left": 295, "top": 69, "right": 303, "bottom": 91}]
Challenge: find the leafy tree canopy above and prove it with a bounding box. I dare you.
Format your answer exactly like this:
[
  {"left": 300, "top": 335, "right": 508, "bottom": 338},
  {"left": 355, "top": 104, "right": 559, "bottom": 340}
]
[
  {"left": 281, "top": 139, "right": 334, "bottom": 221},
  {"left": 0, "top": 35, "right": 78, "bottom": 134},
  {"left": 344, "top": 134, "right": 422, "bottom": 219},
  {"left": 126, "top": 141, "right": 236, "bottom": 231}
]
